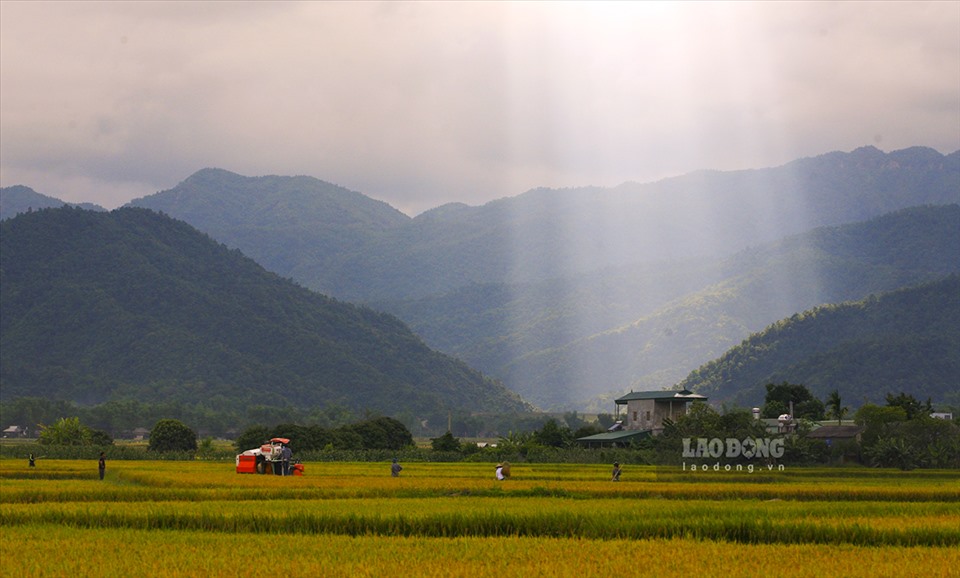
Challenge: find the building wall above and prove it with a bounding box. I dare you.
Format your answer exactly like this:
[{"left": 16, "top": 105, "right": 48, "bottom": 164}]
[{"left": 625, "top": 400, "right": 688, "bottom": 433}]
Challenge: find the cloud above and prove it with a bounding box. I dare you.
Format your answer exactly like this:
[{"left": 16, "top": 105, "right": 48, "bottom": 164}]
[{"left": 2, "top": 1, "right": 958, "bottom": 215}]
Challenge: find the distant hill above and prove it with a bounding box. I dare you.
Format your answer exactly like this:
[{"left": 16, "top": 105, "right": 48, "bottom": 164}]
[
  {"left": 0, "top": 207, "right": 529, "bottom": 417},
  {"left": 383, "top": 205, "right": 960, "bottom": 408},
  {"left": 1, "top": 185, "right": 105, "bottom": 220},
  {"left": 127, "top": 169, "right": 410, "bottom": 298},
  {"left": 678, "top": 275, "right": 960, "bottom": 406},
  {"left": 128, "top": 147, "right": 960, "bottom": 302},
  {"left": 15, "top": 145, "right": 959, "bottom": 411}
]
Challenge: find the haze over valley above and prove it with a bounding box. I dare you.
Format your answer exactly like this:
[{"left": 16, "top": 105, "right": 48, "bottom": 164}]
[
  {"left": 3, "top": 145, "right": 958, "bottom": 418},
  {"left": 2, "top": 2, "right": 958, "bottom": 426}
]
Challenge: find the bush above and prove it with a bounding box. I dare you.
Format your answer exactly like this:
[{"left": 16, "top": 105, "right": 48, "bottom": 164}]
[
  {"left": 38, "top": 417, "right": 113, "bottom": 446},
  {"left": 342, "top": 416, "right": 414, "bottom": 450},
  {"left": 234, "top": 425, "right": 270, "bottom": 453},
  {"left": 148, "top": 419, "right": 198, "bottom": 453},
  {"left": 431, "top": 431, "right": 461, "bottom": 452}
]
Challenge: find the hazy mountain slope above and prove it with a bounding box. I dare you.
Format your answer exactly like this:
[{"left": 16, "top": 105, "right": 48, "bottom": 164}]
[
  {"left": 126, "top": 168, "right": 411, "bottom": 297},
  {"left": 0, "top": 207, "right": 529, "bottom": 416},
  {"left": 417, "top": 205, "right": 959, "bottom": 408},
  {"left": 376, "top": 256, "right": 728, "bottom": 374},
  {"left": 126, "top": 147, "right": 959, "bottom": 303},
  {"left": 345, "top": 147, "right": 959, "bottom": 301},
  {"left": 1, "top": 185, "right": 105, "bottom": 220},
  {"left": 678, "top": 275, "right": 960, "bottom": 406}
]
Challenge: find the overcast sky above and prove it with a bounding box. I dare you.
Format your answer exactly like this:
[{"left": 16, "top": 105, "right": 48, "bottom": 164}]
[{"left": 2, "top": 2, "right": 958, "bottom": 216}]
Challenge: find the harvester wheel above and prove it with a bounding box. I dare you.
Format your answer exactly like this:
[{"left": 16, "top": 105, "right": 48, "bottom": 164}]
[{"left": 256, "top": 457, "right": 266, "bottom": 474}]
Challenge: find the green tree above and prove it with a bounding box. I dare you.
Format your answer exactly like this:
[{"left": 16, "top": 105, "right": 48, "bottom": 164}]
[
  {"left": 234, "top": 425, "right": 270, "bottom": 453},
  {"left": 863, "top": 436, "right": 918, "bottom": 470},
  {"left": 342, "top": 416, "right": 413, "bottom": 450},
  {"left": 430, "top": 431, "right": 462, "bottom": 452},
  {"left": 533, "top": 418, "right": 572, "bottom": 448},
  {"left": 86, "top": 428, "right": 114, "bottom": 446},
  {"left": 38, "top": 417, "right": 90, "bottom": 446},
  {"left": 826, "top": 389, "right": 849, "bottom": 425},
  {"left": 596, "top": 413, "right": 616, "bottom": 430},
  {"left": 148, "top": 419, "right": 198, "bottom": 452},
  {"left": 563, "top": 411, "right": 586, "bottom": 431},
  {"left": 884, "top": 392, "right": 932, "bottom": 420},
  {"left": 761, "top": 382, "right": 825, "bottom": 420}
]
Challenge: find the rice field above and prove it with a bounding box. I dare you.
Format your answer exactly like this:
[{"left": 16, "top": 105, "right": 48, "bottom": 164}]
[{"left": 1, "top": 459, "right": 958, "bottom": 577}]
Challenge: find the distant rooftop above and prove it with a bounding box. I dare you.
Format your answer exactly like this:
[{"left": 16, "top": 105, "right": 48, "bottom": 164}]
[
  {"left": 806, "top": 425, "right": 864, "bottom": 439},
  {"left": 615, "top": 389, "right": 708, "bottom": 403},
  {"left": 576, "top": 429, "right": 652, "bottom": 447}
]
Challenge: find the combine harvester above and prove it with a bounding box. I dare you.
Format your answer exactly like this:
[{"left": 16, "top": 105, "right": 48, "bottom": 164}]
[{"left": 236, "top": 437, "right": 304, "bottom": 476}]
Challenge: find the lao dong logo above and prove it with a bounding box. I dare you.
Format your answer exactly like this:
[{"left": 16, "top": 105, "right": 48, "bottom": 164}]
[{"left": 681, "top": 437, "right": 786, "bottom": 473}]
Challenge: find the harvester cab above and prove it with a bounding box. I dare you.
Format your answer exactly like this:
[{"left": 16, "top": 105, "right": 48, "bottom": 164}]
[{"left": 235, "top": 437, "right": 304, "bottom": 476}]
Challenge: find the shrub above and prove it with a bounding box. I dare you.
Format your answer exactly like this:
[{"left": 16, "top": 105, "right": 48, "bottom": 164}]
[
  {"left": 148, "top": 419, "right": 198, "bottom": 453},
  {"left": 38, "top": 417, "right": 112, "bottom": 446},
  {"left": 234, "top": 426, "right": 270, "bottom": 453},
  {"left": 431, "top": 431, "right": 461, "bottom": 452}
]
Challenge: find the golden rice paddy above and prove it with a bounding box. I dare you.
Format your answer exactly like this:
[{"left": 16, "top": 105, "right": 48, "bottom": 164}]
[{"left": 1, "top": 459, "right": 957, "bottom": 577}]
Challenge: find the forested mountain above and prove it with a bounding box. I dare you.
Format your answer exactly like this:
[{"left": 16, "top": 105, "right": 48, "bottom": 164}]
[
  {"left": 127, "top": 169, "right": 410, "bottom": 298},
  {"left": 384, "top": 205, "right": 960, "bottom": 408},
  {"left": 0, "top": 207, "right": 529, "bottom": 419},
  {"left": 11, "top": 146, "right": 958, "bottom": 412},
  {"left": 678, "top": 275, "right": 960, "bottom": 406},
  {"left": 1, "top": 185, "right": 105, "bottom": 220},
  {"left": 128, "top": 147, "right": 959, "bottom": 303}
]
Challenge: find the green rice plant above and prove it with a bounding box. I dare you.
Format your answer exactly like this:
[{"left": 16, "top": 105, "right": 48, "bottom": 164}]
[
  {"left": 3, "top": 497, "right": 957, "bottom": 546},
  {"left": 2, "top": 459, "right": 959, "bottom": 576},
  {"left": 2, "top": 526, "right": 960, "bottom": 578}
]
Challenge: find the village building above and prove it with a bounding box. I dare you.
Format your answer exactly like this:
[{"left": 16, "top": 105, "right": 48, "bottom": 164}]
[
  {"left": 575, "top": 429, "right": 651, "bottom": 448},
  {"left": 614, "top": 389, "right": 708, "bottom": 434},
  {"left": 576, "top": 389, "right": 708, "bottom": 446},
  {"left": 805, "top": 424, "right": 864, "bottom": 445},
  {"left": 2, "top": 425, "right": 27, "bottom": 438},
  {"left": 805, "top": 424, "right": 865, "bottom": 464}
]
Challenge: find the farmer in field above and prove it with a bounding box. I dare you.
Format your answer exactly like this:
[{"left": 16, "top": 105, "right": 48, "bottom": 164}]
[
  {"left": 612, "top": 462, "right": 622, "bottom": 482},
  {"left": 281, "top": 444, "right": 292, "bottom": 475},
  {"left": 28, "top": 453, "right": 35, "bottom": 467},
  {"left": 98, "top": 452, "right": 106, "bottom": 480},
  {"left": 391, "top": 458, "right": 402, "bottom": 477}
]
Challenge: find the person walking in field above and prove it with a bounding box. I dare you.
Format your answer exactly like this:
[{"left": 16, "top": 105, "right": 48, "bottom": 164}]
[
  {"left": 98, "top": 452, "right": 106, "bottom": 480},
  {"left": 391, "top": 458, "right": 402, "bottom": 477},
  {"left": 28, "top": 453, "right": 35, "bottom": 467},
  {"left": 281, "top": 444, "right": 292, "bottom": 476},
  {"left": 611, "top": 462, "right": 622, "bottom": 482}
]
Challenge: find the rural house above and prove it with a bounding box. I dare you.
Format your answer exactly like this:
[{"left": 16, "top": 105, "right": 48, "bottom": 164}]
[
  {"left": 614, "top": 389, "right": 708, "bottom": 435},
  {"left": 2, "top": 425, "right": 27, "bottom": 438}
]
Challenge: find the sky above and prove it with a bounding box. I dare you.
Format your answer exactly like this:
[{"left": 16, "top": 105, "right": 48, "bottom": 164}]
[{"left": 1, "top": 1, "right": 958, "bottom": 216}]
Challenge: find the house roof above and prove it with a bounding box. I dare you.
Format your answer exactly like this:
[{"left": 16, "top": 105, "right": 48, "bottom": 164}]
[
  {"left": 615, "top": 389, "right": 708, "bottom": 403},
  {"left": 576, "top": 430, "right": 652, "bottom": 443},
  {"left": 806, "top": 425, "right": 864, "bottom": 439}
]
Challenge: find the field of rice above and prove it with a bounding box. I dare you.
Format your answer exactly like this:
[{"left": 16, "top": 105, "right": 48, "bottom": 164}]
[{"left": 2, "top": 459, "right": 958, "bottom": 577}]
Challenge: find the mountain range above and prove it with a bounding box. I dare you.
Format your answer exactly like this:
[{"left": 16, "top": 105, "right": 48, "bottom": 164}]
[
  {"left": 125, "top": 146, "right": 959, "bottom": 303},
  {"left": 680, "top": 274, "right": 960, "bottom": 407},
  {"left": 0, "top": 207, "right": 529, "bottom": 419},
  {"left": 0, "top": 185, "right": 105, "bottom": 220},
  {"left": 2, "top": 145, "right": 957, "bottom": 412}
]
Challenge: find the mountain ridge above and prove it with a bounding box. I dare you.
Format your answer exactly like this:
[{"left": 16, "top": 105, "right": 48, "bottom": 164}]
[
  {"left": 6, "top": 145, "right": 958, "bottom": 410},
  {"left": 678, "top": 275, "right": 960, "bottom": 406},
  {"left": 0, "top": 206, "right": 530, "bottom": 418}
]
